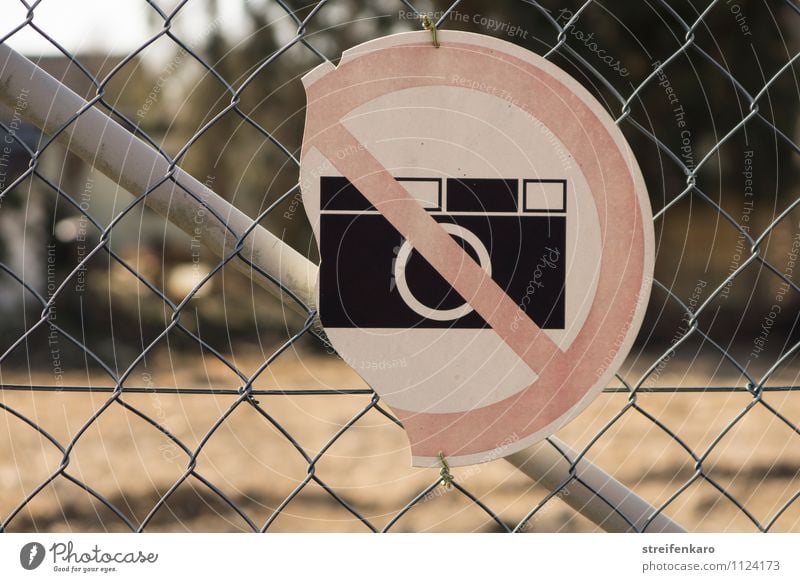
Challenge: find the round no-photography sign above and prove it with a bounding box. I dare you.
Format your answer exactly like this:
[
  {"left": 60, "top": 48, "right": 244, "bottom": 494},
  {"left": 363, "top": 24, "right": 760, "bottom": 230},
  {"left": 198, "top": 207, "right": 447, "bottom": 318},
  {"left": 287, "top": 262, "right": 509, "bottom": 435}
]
[{"left": 300, "top": 31, "right": 654, "bottom": 467}]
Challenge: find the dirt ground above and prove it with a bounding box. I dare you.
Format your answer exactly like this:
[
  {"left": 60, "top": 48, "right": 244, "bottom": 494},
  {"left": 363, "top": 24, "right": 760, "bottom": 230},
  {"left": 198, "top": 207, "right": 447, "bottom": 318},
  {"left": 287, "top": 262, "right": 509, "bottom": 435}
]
[{"left": 1, "top": 345, "right": 799, "bottom": 533}]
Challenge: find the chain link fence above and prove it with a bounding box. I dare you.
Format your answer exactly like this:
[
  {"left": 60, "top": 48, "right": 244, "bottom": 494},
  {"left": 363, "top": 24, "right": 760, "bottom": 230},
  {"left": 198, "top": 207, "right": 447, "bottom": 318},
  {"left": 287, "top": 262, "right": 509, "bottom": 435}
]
[{"left": 0, "top": 0, "right": 799, "bottom": 532}]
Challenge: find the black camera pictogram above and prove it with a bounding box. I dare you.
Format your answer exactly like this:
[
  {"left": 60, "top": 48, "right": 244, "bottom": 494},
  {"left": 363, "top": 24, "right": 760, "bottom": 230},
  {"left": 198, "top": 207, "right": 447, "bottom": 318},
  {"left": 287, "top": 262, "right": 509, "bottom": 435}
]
[{"left": 319, "top": 176, "right": 567, "bottom": 329}]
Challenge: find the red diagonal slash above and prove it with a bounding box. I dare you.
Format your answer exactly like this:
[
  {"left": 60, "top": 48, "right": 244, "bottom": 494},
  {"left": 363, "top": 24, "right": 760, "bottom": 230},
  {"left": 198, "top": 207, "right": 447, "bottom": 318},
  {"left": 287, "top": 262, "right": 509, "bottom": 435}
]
[{"left": 310, "top": 122, "right": 562, "bottom": 375}]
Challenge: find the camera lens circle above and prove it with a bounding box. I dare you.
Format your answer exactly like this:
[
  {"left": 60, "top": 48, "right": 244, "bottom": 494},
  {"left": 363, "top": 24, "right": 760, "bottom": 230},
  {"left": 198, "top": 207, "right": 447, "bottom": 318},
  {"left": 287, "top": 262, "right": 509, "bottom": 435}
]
[{"left": 394, "top": 223, "right": 492, "bottom": 321}]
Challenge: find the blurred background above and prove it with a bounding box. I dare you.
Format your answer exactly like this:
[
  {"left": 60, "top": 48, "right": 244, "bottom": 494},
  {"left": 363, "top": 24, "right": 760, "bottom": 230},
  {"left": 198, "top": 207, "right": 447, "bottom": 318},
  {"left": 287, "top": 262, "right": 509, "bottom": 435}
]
[{"left": 0, "top": 0, "right": 799, "bottom": 532}]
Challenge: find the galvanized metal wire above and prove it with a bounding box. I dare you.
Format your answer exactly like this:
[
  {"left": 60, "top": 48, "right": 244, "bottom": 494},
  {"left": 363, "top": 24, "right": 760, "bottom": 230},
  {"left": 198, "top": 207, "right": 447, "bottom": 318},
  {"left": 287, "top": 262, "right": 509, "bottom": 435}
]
[{"left": 1, "top": 0, "right": 799, "bottom": 532}]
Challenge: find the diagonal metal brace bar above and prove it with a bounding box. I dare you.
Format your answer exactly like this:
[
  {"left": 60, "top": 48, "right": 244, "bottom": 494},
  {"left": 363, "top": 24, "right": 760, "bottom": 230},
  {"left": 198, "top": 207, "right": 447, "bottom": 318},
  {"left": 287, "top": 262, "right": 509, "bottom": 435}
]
[{"left": 0, "top": 42, "right": 317, "bottom": 316}]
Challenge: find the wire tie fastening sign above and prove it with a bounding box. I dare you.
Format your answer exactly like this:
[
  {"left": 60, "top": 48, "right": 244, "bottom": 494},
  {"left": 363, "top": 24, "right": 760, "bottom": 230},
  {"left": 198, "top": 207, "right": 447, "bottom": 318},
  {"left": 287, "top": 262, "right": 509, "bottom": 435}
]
[
  {"left": 438, "top": 451, "right": 454, "bottom": 488},
  {"left": 420, "top": 14, "right": 440, "bottom": 48}
]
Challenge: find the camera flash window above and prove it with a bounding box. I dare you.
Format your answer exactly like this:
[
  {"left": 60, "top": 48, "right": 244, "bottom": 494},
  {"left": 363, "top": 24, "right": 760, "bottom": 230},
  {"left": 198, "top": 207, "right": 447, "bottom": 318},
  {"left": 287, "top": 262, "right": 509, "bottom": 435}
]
[{"left": 523, "top": 180, "right": 567, "bottom": 213}]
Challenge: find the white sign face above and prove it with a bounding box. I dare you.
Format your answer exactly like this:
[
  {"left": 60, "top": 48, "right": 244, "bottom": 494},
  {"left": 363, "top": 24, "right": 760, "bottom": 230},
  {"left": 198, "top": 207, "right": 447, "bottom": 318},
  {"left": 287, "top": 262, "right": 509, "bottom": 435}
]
[{"left": 300, "top": 31, "right": 654, "bottom": 467}]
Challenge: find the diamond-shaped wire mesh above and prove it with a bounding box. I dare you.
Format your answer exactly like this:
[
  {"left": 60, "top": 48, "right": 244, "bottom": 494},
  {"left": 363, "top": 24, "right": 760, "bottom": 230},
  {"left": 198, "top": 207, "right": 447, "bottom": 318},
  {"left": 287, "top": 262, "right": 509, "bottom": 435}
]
[{"left": 0, "top": 0, "right": 799, "bottom": 532}]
